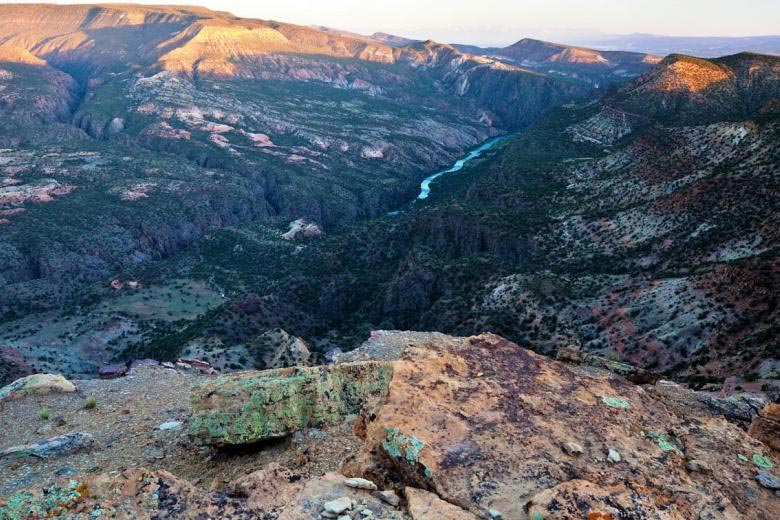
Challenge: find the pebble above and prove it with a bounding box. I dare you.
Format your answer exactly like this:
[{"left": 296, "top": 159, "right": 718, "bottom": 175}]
[
  {"left": 756, "top": 471, "right": 780, "bottom": 490},
  {"left": 376, "top": 490, "right": 400, "bottom": 507},
  {"left": 323, "top": 497, "right": 353, "bottom": 515},
  {"left": 562, "top": 442, "right": 584, "bottom": 456},
  {"left": 345, "top": 477, "right": 378, "bottom": 490},
  {"left": 686, "top": 459, "right": 711, "bottom": 473},
  {"left": 144, "top": 446, "right": 165, "bottom": 461},
  {"left": 607, "top": 449, "right": 621, "bottom": 464},
  {"left": 489, "top": 508, "right": 503, "bottom": 518},
  {"left": 158, "top": 421, "right": 183, "bottom": 431}
]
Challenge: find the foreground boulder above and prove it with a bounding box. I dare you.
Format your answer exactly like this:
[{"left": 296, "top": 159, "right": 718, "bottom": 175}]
[
  {"left": 4, "top": 331, "right": 780, "bottom": 519},
  {"left": 355, "top": 333, "right": 780, "bottom": 519},
  {"left": 0, "top": 466, "right": 406, "bottom": 519},
  {"left": 750, "top": 403, "right": 780, "bottom": 452},
  {"left": 189, "top": 361, "right": 393, "bottom": 446},
  {"left": 0, "top": 432, "right": 94, "bottom": 459},
  {"left": 0, "top": 373, "right": 75, "bottom": 404}
]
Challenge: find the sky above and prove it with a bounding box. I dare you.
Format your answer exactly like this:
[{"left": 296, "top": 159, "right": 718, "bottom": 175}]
[{"left": 9, "top": 0, "right": 780, "bottom": 46}]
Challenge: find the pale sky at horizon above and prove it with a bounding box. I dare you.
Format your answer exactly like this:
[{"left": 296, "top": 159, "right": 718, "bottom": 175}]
[{"left": 6, "top": 0, "right": 780, "bottom": 46}]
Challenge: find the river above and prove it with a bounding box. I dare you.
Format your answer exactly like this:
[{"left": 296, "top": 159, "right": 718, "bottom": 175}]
[{"left": 416, "top": 134, "right": 509, "bottom": 200}]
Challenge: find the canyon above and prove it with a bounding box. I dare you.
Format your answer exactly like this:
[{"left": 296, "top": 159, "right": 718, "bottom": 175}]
[{"left": 0, "top": 4, "right": 779, "bottom": 517}]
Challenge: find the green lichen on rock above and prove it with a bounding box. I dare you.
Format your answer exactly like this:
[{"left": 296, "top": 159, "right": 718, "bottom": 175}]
[
  {"left": 383, "top": 427, "right": 425, "bottom": 464},
  {"left": 600, "top": 395, "right": 630, "bottom": 410},
  {"left": 753, "top": 453, "right": 775, "bottom": 469},
  {"left": 0, "top": 374, "right": 76, "bottom": 405},
  {"left": 0, "top": 479, "right": 84, "bottom": 519},
  {"left": 188, "top": 361, "right": 393, "bottom": 446},
  {"left": 646, "top": 431, "right": 684, "bottom": 455},
  {"left": 738, "top": 453, "right": 749, "bottom": 462},
  {"left": 381, "top": 427, "right": 434, "bottom": 481}
]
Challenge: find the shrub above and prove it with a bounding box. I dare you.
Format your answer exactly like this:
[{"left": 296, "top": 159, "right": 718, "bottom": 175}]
[
  {"left": 85, "top": 396, "right": 97, "bottom": 410},
  {"left": 38, "top": 407, "right": 50, "bottom": 421}
]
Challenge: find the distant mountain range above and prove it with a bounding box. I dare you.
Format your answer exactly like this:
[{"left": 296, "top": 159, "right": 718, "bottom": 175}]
[
  {"left": 457, "top": 38, "right": 661, "bottom": 86},
  {"left": 355, "top": 30, "right": 780, "bottom": 60},
  {"left": 568, "top": 34, "right": 780, "bottom": 58}
]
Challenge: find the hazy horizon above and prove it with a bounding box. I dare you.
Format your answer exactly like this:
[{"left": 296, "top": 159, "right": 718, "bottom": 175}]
[{"left": 5, "top": 0, "right": 780, "bottom": 47}]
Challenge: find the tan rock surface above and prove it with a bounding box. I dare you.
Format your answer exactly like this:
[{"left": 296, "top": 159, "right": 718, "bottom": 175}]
[
  {"left": 0, "top": 373, "right": 75, "bottom": 404},
  {"left": 749, "top": 403, "right": 780, "bottom": 452},
  {"left": 2, "top": 332, "right": 779, "bottom": 519},
  {"left": 405, "top": 487, "right": 478, "bottom": 520},
  {"left": 359, "top": 333, "right": 780, "bottom": 519}
]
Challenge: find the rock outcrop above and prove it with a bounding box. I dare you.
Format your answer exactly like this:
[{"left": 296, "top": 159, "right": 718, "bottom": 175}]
[
  {"left": 3, "top": 332, "right": 780, "bottom": 519},
  {"left": 750, "top": 403, "right": 780, "bottom": 452},
  {"left": 0, "top": 373, "right": 75, "bottom": 405},
  {"left": 0, "top": 432, "right": 94, "bottom": 459},
  {"left": 188, "top": 361, "right": 393, "bottom": 446},
  {"left": 282, "top": 218, "right": 324, "bottom": 241},
  {"left": 353, "top": 333, "right": 780, "bottom": 519}
]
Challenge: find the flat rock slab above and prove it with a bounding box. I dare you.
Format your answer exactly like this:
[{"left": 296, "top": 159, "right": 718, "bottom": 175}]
[
  {"left": 188, "top": 361, "right": 393, "bottom": 446},
  {"left": 405, "top": 487, "right": 478, "bottom": 520},
  {"left": 0, "top": 432, "right": 94, "bottom": 459},
  {"left": 359, "top": 333, "right": 780, "bottom": 519}
]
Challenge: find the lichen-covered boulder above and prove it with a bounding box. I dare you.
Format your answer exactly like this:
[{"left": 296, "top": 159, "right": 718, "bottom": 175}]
[
  {"left": 357, "top": 333, "right": 780, "bottom": 519},
  {"left": 188, "top": 361, "right": 393, "bottom": 446},
  {"left": 0, "top": 373, "right": 75, "bottom": 404}
]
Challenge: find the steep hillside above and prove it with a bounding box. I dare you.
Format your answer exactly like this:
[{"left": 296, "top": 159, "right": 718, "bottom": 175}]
[
  {"left": 0, "top": 4, "right": 593, "bottom": 382},
  {"left": 93, "top": 51, "right": 780, "bottom": 389},
  {"left": 612, "top": 53, "right": 780, "bottom": 123},
  {"left": 0, "top": 4, "right": 589, "bottom": 124}
]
